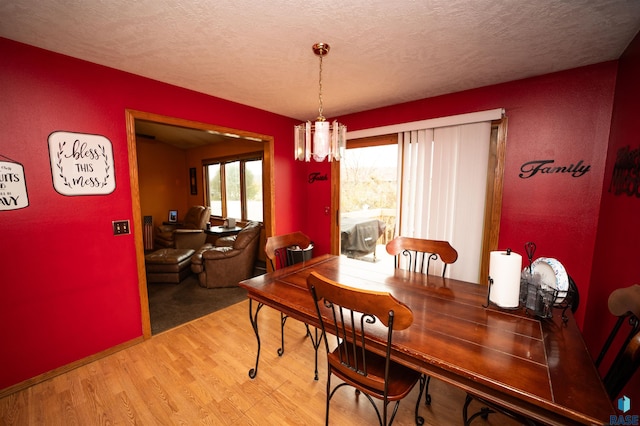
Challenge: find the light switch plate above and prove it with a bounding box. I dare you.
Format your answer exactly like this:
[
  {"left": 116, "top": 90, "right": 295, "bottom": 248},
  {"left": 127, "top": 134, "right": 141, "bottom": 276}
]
[{"left": 112, "top": 220, "right": 130, "bottom": 235}]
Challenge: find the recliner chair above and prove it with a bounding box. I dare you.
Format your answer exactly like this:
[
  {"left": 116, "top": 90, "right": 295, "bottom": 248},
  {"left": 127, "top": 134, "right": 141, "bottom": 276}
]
[
  {"left": 155, "top": 206, "right": 210, "bottom": 248},
  {"left": 190, "top": 221, "right": 262, "bottom": 288}
]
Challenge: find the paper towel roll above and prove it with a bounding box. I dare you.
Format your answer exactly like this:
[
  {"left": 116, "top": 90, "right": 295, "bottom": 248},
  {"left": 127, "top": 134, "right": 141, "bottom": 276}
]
[{"left": 489, "top": 250, "right": 522, "bottom": 308}]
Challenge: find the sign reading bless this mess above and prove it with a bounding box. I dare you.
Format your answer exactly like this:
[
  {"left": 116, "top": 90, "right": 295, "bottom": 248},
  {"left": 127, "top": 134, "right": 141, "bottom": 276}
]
[{"left": 48, "top": 131, "right": 115, "bottom": 196}]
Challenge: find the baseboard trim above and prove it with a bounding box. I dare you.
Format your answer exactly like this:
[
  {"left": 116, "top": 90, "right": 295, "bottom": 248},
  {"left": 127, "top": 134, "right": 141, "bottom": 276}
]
[{"left": 0, "top": 336, "right": 145, "bottom": 399}]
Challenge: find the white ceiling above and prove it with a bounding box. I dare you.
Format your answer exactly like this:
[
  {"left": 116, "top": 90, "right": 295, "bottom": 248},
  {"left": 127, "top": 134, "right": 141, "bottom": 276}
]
[{"left": 1, "top": 0, "right": 640, "bottom": 122}]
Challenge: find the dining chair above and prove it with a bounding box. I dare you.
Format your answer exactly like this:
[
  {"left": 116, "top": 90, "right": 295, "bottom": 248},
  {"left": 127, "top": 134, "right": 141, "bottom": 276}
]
[
  {"left": 264, "top": 232, "right": 321, "bottom": 379},
  {"left": 385, "top": 236, "right": 458, "bottom": 277},
  {"left": 595, "top": 283, "right": 640, "bottom": 399},
  {"left": 265, "top": 231, "right": 312, "bottom": 271},
  {"left": 385, "top": 236, "right": 459, "bottom": 407},
  {"left": 307, "top": 271, "right": 425, "bottom": 426}
]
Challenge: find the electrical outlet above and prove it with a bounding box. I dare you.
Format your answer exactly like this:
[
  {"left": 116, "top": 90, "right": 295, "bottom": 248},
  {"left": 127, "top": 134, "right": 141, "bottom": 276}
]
[{"left": 112, "top": 220, "right": 130, "bottom": 235}]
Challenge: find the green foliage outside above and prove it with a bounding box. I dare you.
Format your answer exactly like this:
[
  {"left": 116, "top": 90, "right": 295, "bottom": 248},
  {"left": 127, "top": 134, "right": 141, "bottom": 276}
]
[
  {"left": 340, "top": 146, "right": 397, "bottom": 213},
  {"left": 209, "top": 163, "right": 261, "bottom": 202}
]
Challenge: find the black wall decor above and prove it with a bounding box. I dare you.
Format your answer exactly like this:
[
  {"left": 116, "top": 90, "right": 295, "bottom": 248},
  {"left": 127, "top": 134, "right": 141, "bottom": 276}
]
[
  {"left": 609, "top": 145, "right": 640, "bottom": 197},
  {"left": 189, "top": 167, "right": 197, "bottom": 195},
  {"left": 519, "top": 159, "right": 591, "bottom": 179},
  {"left": 308, "top": 172, "right": 328, "bottom": 184}
]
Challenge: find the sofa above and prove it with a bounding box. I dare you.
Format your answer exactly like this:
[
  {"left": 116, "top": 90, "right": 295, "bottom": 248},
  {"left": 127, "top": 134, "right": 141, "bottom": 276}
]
[{"left": 190, "top": 221, "right": 262, "bottom": 288}]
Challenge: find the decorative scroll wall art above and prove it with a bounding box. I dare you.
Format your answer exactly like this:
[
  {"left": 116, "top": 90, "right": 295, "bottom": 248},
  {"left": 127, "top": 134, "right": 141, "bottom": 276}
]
[
  {"left": 0, "top": 155, "right": 29, "bottom": 211},
  {"left": 48, "top": 131, "right": 115, "bottom": 196},
  {"left": 609, "top": 145, "right": 640, "bottom": 197}
]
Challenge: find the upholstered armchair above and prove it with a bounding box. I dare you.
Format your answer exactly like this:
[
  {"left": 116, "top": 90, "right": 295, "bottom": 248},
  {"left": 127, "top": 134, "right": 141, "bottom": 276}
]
[
  {"left": 191, "top": 221, "right": 262, "bottom": 288},
  {"left": 155, "top": 206, "right": 210, "bottom": 248},
  {"left": 173, "top": 229, "right": 208, "bottom": 251}
]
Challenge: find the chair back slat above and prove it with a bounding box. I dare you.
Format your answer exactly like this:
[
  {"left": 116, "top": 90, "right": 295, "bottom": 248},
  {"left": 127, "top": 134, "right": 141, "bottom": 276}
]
[
  {"left": 307, "top": 271, "right": 413, "bottom": 392},
  {"left": 265, "top": 231, "right": 311, "bottom": 270},
  {"left": 386, "top": 236, "right": 458, "bottom": 277},
  {"left": 308, "top": 271, "right": 424, "bottom": 425}
]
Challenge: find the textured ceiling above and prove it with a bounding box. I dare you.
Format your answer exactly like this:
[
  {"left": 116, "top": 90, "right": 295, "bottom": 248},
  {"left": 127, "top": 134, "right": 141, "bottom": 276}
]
[{"left": 1, "top": 0, "right": 640, "bottom": 123}]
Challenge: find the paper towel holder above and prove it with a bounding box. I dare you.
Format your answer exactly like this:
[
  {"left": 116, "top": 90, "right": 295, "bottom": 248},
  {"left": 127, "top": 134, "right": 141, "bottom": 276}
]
[
  {"left": 483, "top": 276, "right": 494, "bottom": 308},
  {"left": 483, "top": 248, "right": 517, "bottom": 309}
]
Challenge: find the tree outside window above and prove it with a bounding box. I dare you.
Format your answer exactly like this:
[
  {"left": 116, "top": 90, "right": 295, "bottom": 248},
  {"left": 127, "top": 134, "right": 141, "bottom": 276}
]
[{"left": 206, "top": 155, "right": 263, "bottom": 222}]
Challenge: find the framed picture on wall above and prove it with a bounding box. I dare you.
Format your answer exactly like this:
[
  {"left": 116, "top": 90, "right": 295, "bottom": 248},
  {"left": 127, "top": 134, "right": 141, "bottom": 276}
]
[
  {"left": 168, "top": 210, "right": 178, "bottom": 223},
  {"left": 190, "top": 167, "right": 197, "bottom": 195}
]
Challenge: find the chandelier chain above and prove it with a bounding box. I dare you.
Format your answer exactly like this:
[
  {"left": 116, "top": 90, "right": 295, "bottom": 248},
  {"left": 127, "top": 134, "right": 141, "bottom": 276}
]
[
  {"left": 317, "top": 53, "right": 324, "bottom": 120},
  {"left": 294, "top": 42, "right": 345, "bottom": 162}
]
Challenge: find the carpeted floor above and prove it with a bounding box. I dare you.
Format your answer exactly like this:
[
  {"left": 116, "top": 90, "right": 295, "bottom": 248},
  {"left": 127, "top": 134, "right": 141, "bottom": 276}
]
[{"left": 147, "top": 273, "right": 248, "bottom": 334}]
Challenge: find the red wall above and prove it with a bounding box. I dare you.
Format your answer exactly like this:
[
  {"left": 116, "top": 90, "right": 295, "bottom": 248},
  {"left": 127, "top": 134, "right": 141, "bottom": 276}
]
[
  {"left": 0, "top": 37, "right": 304, "bottom": 390},
  {"left": 586, "top": 31, "right": 640, "bottom": 403},
  {"left": 1, "top": 30, "right": 635, "bottom": 397},
  {"left": 334, "top": 63, "right": 617, "bottom": 330}
]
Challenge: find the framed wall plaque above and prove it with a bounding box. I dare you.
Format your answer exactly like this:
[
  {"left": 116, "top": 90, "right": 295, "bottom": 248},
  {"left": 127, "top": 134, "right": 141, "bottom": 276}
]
[
  {"left": 48, "top": 131, "right": 115, "bottom": 196},
  {"left": 0, "top": 157, "right": 29, "bottom": 210},
  {"left": 190, "top": 167, "right": 197, "bottom": 195}
]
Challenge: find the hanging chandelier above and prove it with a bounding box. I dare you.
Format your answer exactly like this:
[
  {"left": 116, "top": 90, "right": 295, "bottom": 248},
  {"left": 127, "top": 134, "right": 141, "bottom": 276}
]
[{"left": 294, "top": 43, "right": 346, "bottom": 162}]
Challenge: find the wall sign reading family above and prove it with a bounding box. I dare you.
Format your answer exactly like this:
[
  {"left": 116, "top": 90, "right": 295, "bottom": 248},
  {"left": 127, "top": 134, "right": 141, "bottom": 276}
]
[
  {"left": 519, "top": 159, "right": 590, "bottom": 179},
  {"left": 48, "top": 131, "right": 115, "bottom": 196},
  {"left": 0, "top": 157, "right": 29, "bottom": 211},
  {"left": 308, "top": 172, "right": 328, "bottom": 184}
]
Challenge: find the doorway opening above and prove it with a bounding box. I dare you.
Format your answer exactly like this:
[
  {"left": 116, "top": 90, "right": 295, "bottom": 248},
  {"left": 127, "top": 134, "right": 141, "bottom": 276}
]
[
  {"left": 125, "top": 109, "right": 275, "bottom": 338},
  {"left": 339, "top": 141, "right": 397, "bottom": 271},
  {"left": 332, "top": 116, "right": 507, "bottom": 282}
]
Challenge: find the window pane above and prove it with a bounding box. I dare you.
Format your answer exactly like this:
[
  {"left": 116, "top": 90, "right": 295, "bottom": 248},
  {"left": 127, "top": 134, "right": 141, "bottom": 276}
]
[
  {"left": 225, "top": 161, "right": 241, "bottom": 220},
  {"left": 245, "top": 159, "right": 263, "bottom": 221},
  {"left": 207, "top": 164, "right": 222, "bottom": 216}
]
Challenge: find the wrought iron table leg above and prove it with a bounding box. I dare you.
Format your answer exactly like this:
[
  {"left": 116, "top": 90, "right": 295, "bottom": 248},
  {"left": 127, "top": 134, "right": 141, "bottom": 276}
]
[
  {"left": 278, "top": 312, "right": 287, "bottom": 356},
  {"left": 248, "top": 299, "right": 264, "bottom": 379},
  {"left": 463, "top": 394, "right": 494, "bottom": 425},
  {"left": 414, "top": 374, "right": 427, "bottom": 425},
  {"left": 422, "top": 374, "right": 431, "bottom": 405}
]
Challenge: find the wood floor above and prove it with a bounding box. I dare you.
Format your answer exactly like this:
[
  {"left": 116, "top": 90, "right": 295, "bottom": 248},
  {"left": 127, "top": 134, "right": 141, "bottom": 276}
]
[{"left": 0, "top": 299, "right": 522, "bottom": 425}]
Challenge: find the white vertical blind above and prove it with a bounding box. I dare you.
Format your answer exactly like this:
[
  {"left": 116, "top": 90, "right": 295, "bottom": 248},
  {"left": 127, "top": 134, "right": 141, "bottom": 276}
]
[{"left": 397, "top": 121, "right": 491, "bottom": 282}]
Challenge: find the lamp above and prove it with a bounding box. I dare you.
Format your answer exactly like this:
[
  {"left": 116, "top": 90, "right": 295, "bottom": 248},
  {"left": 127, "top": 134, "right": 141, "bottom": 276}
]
[{"left": 294, "top": 43, "right": 346, "bottom": 162}]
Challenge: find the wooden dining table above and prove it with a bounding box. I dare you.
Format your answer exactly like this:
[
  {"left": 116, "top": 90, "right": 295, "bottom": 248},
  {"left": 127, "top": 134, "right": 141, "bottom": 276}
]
[{"left": 239, "top": 254, "right": 615, "bottom": 425}]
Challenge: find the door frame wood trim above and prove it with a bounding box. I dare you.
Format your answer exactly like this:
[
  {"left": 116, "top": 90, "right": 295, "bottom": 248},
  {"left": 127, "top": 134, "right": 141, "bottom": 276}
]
[
  {"left": 331, "top": 117, "right": 507, "bottom": 283},
  {"left": 125, "top": 109, "right": 275, "bottom": 339}
]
